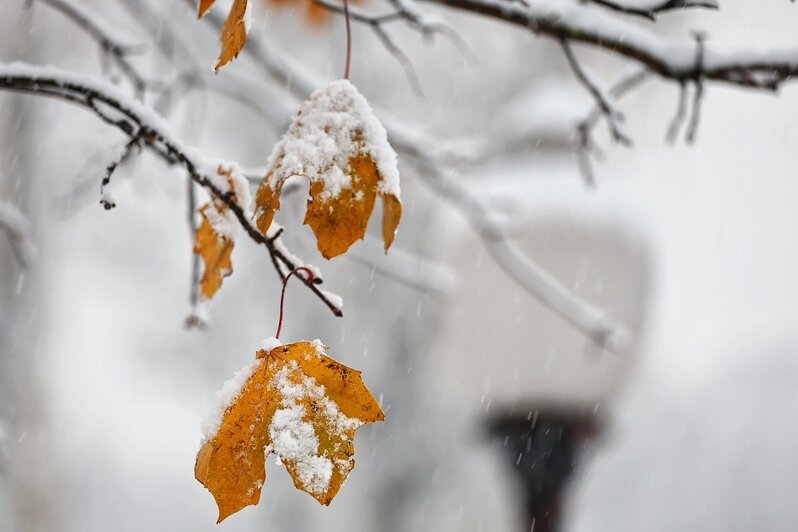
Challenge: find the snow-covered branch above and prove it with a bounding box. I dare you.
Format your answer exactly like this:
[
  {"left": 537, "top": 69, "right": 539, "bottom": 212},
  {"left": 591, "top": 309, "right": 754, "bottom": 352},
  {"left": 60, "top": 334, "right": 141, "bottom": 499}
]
[
  {"left": 410, "top": 0, "right": 798, "bottom": 91},
  {"left": 0, "top": 201, "right": 36, "bottom": 268},
  {"left": 584, "top": 0, "right": 718, "bottom": 21},
  {"left": 0, "top": 63, "right": 343, "bottom": 317},
  {"left": 185, "top": 10, "right": 631, "bottom": 350}
]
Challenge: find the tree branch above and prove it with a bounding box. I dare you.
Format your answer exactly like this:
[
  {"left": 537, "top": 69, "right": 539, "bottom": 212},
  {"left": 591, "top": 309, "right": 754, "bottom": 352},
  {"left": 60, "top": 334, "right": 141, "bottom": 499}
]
[
  {"left": 0, "top": 63, "right": 343, "bottom": 317},
  {"left": 582, "top": 0, "right": 718, "bottom": 21},
  {"left": 188, "top": 0, "right": 634, "bottom": 350},
  {"left": 414, "top": 0, "right": 798, "bottom": 91}
]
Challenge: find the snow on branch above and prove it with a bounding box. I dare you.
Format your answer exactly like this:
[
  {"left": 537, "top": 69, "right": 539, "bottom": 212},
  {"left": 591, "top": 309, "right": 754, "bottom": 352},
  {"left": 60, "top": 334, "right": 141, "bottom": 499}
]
[
  {"left": 413, "top": 0, "right": 798, "bottom": 91},
  {"left": 0, "top": 201, "right": 36, "bottom": 268},
  {"left": 0, "top": 63, "right": 343, "bottom": 317},
  {"left": 188, "top": 2, "right": 633, "bottom": 351},
  {"left": 584, "top": 0, "right": 718, "bottom": 21}
]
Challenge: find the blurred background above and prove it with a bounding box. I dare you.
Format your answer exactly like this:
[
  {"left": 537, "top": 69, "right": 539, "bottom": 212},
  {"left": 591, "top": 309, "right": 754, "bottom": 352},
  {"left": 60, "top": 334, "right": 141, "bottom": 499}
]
[{"left": 2, "top": 1, "right": 798, "bottom": 531}]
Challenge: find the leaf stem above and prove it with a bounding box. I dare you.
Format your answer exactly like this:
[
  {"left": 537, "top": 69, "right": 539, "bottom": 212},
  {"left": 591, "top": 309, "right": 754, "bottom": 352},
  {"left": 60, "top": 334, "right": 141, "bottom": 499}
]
[
  {"left": 343, "top": 0, "right": 352, "bottom": 79},
  {"left": 275, "top": 266, "right": 316, "bottom": 339}
]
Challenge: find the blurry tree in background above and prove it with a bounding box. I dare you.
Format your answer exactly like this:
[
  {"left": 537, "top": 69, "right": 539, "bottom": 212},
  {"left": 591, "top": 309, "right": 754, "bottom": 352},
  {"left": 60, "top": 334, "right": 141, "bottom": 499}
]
[{"left": 2, "top": 1, "right": 798, "bottom": 531}]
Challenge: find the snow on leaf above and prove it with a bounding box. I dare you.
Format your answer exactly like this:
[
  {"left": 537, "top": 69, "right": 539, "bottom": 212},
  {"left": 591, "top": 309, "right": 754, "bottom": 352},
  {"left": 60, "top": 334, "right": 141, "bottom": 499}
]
[
  {"left": 195, "top": 341, "right": 384, "bottom": 522},
  {"left": 198, "top": 0, "right": 251, "bottom": 71},
  {"left": 194, "top": 204, "right": 234, "bottom": 301},
  {"left": 192, "top": 164, "right": 248, "bottom": 300},
  {"left": 254, "top": 79, "right": 402, "bottom": 260}
]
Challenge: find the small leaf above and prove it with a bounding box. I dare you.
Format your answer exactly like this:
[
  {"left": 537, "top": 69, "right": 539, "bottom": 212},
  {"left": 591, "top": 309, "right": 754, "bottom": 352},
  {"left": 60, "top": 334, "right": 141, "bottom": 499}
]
[
  {"left": 254, "top": 79, "right": 402, "bottom": 259},
  {"left": 198, "top": 0, "right": 251, "bottom": 71},
  {"left": 216, "top": 0, "right": 250, "bottom": 71},
  {"left": 192, "top": 163, "right": 250, "bottom": 301},
  {"left": 195, "top": 340, "right": 384, "bottom": 522},
  {"left": 194, "top": 204, "right": 234, "bottom": 301}
]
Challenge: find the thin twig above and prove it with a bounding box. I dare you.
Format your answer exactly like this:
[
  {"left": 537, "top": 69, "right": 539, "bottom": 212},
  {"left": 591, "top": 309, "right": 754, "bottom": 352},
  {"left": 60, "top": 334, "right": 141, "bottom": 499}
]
[
  {"left": 100, "top": 133, "right": 141, "bottom": 210},
  {"left": 666, "top": 80, "right": 689, "bottom": 143},
  {"left": 574, "top": 69, "right": 650, "bottom": 185},
  {"left": 686, "top": 32, "right": 707, "bottom": 144},
  {"left": 314, "top": 0, "right": 425, "bottom": 94},
  {"left": 560, "top": 39, "right": 631, "bottom": 145}
]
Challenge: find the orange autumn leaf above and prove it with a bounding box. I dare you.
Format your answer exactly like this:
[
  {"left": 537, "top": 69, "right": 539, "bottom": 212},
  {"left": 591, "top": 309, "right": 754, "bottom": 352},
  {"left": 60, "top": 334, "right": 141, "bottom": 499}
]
[
  {"left": 192, "top": 163, "right": 251, "bottom": 301},
  {"left": 254, "top": 79, "right": 402, "bottom": 260},
  {"left": 195, "top": 340, "right": 384, "bottom": 522},
  {"left": 197, "top": 0, "right": 251, "bottom": 71},
  {"left": 194, "top": 204, "right": 234, "bottom": 301}
]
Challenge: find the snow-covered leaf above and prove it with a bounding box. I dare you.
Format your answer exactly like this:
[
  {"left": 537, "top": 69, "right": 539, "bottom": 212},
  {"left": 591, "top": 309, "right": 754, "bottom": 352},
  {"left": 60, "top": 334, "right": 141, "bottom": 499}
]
[
  {"left": 195, "top": 339, "right": 384, "bottom": 522},
  {"left": 254, "top": 79, "right": 402, "bottom": 259},
  {"left": 194, "top": 204, "right": 235, "bottom": 300},
  {"left": 192, "top": 163, "right": 250, "bottom": 300}
]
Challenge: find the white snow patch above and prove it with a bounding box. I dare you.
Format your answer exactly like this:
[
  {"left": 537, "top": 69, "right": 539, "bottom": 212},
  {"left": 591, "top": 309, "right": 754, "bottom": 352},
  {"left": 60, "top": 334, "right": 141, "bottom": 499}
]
[
  {"left": 261, "top": 336, "right": 282, "bottom": 351},
  {"left": 320, "top": 289, "right": 344, "bottom": 310},
  {"left": 201, "top": 358, "right": 265, "bottom": 443},
  {"left": 262, "top": 79, "right": 400, "bottom": 203},
  {"left": 267, "top": 360, "right": 363, "bottom": 495},
  {"left": 310, "top": 339, "right": 326, "bottom": 355}
]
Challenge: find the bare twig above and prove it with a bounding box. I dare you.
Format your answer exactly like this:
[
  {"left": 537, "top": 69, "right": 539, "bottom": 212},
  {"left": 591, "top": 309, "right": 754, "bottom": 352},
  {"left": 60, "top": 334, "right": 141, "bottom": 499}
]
[
  {"left": 312, "top": 0, "right": 437, "bottom": 95},
  {"left": 686, "top": 32, "right": 707, "bottom": 144},
  {"left": 666, "top": 80, "right": 689, "bottom": 143},
  {"left": 99, "top": 134, "right": 141, "bottom": 210},
  {"left": 574, "top": 69, "right": 651, "bottom": 185},
  {"left": 560, "top": 39, "right": 631, "bottom": 146}
]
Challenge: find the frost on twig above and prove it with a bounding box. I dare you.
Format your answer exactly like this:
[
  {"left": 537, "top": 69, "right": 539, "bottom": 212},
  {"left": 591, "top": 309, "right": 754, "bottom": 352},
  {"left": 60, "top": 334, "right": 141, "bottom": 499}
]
[{"left": 185, "top": 9, "right": 636, "bottom": 349}]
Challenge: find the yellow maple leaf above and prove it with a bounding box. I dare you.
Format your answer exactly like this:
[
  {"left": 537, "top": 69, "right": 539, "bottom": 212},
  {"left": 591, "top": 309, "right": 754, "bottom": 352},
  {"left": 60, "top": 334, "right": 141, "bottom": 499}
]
[
  {"left": 192, "top": 163, "right": 250, "bottom": 301},
  {"left": 194, "top": 204, "right": 235, "bottom": 301},
  {"left": 254, "top": 79, "right": 402, "bottom": 259},
  {"left": 195, "top": 340, "right": 384, "bottom": 522},
  {"left": 197, "top": 0, "right": 251, "bottom": 71}
]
